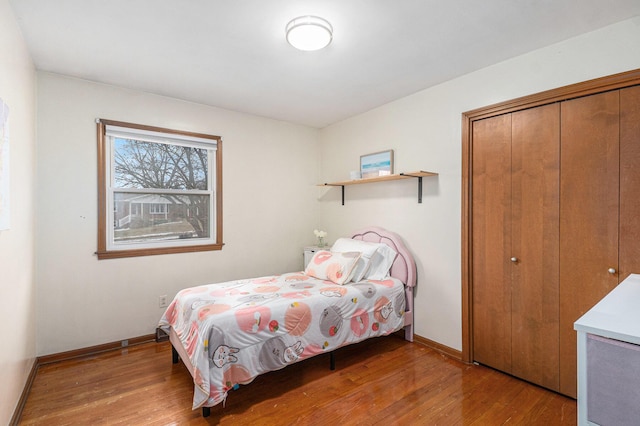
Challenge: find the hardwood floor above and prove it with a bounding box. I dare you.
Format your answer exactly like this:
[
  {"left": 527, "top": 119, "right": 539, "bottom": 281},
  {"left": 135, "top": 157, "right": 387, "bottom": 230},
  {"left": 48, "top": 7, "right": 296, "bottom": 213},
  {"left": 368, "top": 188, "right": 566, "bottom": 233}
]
[{"left": 19, "top": 336, "right": 576, "bottom": 425}]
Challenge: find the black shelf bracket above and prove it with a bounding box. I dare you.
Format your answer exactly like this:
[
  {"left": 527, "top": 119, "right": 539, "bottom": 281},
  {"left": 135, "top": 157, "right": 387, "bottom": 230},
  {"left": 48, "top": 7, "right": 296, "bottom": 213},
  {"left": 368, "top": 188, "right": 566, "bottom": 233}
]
[
  {"left": 400, "top": 173, "right": 424, "bottom": 203},
  {"left": 323, "top": 183, "right": 346, "bottom": 205}
]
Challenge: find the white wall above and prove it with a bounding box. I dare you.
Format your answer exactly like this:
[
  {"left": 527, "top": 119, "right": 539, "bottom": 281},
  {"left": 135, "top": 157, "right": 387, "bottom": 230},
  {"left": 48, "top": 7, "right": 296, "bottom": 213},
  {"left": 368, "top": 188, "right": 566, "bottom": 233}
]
[
  {"left": 0, "top": 0, "right": 36, "bottom": 423},
  {"left": 36, "top": 73, "right": 320, "bottom": 355},
  {"left": 319, "top": 17, "right": 640, "bottom": 351}
]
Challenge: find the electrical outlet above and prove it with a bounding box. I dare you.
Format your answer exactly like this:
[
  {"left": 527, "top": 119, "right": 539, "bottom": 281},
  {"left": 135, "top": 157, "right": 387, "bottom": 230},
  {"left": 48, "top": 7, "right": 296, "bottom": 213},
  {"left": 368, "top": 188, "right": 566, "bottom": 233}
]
[{"left": 159, "top": 295, "right": 168, "bottom": 308}]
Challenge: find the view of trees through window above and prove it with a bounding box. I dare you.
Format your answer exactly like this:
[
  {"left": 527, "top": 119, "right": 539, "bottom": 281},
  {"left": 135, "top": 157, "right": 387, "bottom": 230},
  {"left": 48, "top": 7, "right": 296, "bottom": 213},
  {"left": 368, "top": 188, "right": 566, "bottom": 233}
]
[{"left": 112, "top": 138, "right": 211, "bottom": 243}]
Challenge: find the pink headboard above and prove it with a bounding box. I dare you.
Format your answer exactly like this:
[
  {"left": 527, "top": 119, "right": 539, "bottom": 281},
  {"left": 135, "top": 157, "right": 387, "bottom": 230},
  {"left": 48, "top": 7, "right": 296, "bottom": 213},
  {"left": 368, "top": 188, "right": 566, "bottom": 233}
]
[{"left": 350, "top": 226, "right": 416, "bottom": 288}]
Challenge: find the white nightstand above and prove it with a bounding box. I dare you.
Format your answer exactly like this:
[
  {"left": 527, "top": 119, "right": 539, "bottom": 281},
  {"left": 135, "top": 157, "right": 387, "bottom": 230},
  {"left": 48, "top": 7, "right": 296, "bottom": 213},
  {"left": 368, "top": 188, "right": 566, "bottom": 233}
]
[{"left": 303, "top": 245, "right": 328, "bottom": 269}]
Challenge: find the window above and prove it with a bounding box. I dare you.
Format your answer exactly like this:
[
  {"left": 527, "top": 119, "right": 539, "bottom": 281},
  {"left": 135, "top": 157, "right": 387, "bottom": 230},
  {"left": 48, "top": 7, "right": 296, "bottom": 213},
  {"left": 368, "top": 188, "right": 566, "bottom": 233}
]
[
  {"left": 97, "top": 119, "right": 222, "bottom": 259},
  {"left": 149, "top": 203, "right": 167, "bottom": 215}
]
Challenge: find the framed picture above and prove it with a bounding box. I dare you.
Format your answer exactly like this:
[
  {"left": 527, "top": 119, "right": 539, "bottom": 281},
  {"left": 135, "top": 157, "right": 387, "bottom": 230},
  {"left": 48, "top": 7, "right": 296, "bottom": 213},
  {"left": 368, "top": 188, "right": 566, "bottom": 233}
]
[{"left": 360, "top": 149, "right": 394, "bottom": 179}]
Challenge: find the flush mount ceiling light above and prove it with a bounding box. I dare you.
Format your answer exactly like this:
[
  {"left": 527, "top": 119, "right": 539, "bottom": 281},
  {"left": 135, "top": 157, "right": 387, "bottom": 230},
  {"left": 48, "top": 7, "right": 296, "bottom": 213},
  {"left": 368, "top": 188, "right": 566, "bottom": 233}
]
[{"left": 285, "top": 15, "right": 333, "bottom": 51}]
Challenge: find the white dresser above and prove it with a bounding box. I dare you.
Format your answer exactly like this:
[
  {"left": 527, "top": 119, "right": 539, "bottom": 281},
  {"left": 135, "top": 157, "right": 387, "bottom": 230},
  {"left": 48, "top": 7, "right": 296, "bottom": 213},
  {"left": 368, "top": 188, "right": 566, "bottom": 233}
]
[{"left": 574, "top": 274, "right": 640, "bottom": 426}]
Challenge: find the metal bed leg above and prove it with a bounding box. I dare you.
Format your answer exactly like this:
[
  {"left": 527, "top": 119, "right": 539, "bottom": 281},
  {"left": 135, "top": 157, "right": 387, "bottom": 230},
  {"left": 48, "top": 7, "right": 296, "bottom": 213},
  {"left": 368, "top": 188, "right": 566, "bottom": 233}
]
[
  {"left": 330, "top": 352, "right": 335, "bottom": 370},
  {"left": 171, "top": 344, "right": 209, "bottom": 417},
  {"left": 171, "top": 345, "right": 179, "bottom": 364}
]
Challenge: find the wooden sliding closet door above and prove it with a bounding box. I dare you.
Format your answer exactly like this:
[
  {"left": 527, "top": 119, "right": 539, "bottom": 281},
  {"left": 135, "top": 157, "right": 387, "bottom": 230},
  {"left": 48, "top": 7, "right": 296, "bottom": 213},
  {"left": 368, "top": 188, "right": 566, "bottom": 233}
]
[
  {"left": 472, "top": 114, "right": 512, "bottom": 373},
  {"left": 559, "top": 90, "right": 620, "bottom": 398},
  {"left": 620, "top": 85, "right": 640, "bottom": 280},
  {"left": 510, "top": 104, "right": 560, "bottom": 391}
]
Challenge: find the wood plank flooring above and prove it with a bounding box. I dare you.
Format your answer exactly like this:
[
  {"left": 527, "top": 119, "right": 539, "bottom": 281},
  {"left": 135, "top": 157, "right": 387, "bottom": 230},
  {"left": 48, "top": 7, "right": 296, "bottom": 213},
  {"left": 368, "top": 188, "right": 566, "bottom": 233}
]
[{"left": 19, "top": 335, "right": 576, "bottom": 425}]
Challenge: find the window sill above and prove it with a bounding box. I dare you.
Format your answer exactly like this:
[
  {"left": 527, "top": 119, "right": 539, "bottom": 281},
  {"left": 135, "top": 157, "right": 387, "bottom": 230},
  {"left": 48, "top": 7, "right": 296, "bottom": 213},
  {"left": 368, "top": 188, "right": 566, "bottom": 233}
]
[{"left": 96, "top": 243, "right": 224, "bottom": 260}]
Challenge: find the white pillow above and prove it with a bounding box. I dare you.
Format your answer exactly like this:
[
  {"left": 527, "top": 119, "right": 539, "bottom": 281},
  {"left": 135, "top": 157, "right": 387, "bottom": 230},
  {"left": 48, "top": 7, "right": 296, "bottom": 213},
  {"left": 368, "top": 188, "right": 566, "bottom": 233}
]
[
  {"left": 330, "top": 238, "right": 397, "bottom": 281},
  {"left": 331, "top": 238, "right": 378, "bottom": 282},
  {"left": 366, "top": 243, "right": 397, "bottom": 280}
]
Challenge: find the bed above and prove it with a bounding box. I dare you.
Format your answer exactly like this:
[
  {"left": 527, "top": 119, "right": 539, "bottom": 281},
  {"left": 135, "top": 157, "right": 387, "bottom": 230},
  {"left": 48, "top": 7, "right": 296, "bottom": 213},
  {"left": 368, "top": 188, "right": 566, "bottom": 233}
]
[{"left": 158, "top": 226, "right": 416, "bottom": 416}]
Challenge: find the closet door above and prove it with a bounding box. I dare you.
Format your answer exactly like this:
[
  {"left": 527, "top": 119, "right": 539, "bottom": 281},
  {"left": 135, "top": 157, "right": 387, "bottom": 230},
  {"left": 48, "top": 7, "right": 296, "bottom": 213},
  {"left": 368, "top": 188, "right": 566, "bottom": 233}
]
[
  {"left": 620, "top": 85, "right": 640, "bottom": 280},
  {"left": 559, "top": 90, "right": 620, "bottom": 398},
  {"left": 472, "top": 114, "right": 512, "bottom": 372},
  {"left": 510, "top": 104, "right": 560, "bottom": 391}
]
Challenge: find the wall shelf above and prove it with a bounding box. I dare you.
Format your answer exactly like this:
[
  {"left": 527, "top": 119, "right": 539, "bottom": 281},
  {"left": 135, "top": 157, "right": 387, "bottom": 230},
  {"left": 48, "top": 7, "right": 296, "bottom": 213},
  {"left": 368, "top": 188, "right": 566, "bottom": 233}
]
[{"left": 319, "top": 170, "right": 437, "bottom": 205}]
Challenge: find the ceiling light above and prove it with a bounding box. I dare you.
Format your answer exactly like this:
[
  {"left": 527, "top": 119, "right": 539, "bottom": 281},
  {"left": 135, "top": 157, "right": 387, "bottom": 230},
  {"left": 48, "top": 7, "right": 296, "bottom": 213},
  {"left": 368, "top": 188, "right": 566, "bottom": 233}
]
[{"left": 285, "top": 16, "right": 333, "bottom": 51}]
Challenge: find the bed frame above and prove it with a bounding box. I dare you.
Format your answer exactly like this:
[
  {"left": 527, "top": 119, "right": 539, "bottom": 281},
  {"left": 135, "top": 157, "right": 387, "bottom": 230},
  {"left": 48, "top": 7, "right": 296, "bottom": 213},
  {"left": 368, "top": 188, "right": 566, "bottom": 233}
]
[
  {"left": 350, "top": 226, "right": 417, "bottom": 342},
  {"left": 168, "top": 226, "right": 416, "bottom": 417}
]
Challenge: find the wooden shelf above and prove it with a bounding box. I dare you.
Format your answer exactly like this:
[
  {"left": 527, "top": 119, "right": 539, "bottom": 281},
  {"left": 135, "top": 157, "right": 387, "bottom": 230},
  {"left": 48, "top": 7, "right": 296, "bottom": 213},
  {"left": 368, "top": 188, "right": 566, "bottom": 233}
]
[{"left": 318, "top": 170, "right": 438, "bottom": 204}]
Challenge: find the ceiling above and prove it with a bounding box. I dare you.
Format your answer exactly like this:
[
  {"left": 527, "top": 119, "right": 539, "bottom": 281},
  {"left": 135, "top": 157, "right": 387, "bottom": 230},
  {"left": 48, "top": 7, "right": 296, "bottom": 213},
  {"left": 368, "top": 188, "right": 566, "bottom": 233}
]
[{"left": 9, "top": 1, "right": 640, "bottom": 128}]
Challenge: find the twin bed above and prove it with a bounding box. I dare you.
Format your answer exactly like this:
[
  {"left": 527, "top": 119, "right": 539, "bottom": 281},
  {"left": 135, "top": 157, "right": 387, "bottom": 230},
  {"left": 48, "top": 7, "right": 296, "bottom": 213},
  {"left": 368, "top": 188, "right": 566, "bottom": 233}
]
[{"left": 158, "top": 227, "right": 416, "bottom": 416}]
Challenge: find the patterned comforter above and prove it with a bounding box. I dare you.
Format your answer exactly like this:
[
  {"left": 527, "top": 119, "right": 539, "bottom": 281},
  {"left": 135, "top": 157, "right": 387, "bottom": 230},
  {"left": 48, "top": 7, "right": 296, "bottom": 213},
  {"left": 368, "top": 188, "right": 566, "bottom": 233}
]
[{"left": 158, "top": 272, "right": 406, "bottom": 409}]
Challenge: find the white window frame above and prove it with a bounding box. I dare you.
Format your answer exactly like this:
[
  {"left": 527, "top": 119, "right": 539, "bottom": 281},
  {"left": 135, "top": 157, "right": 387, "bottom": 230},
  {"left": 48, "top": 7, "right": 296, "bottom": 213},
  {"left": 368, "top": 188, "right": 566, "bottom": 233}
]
[
  {"left": 97, "top": 119, "right": 223, "bottom": 259},
  {"left": 149, "top": 203, "right": 167, "bottom": 215}
]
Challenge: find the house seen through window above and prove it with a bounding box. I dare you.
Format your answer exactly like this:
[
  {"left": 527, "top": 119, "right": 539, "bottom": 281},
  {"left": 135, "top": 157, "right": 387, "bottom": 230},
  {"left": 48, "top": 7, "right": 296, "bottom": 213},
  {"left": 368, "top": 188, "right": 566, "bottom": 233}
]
[{"left": 97, "top": 119, "right": 222, "bottom": 259}]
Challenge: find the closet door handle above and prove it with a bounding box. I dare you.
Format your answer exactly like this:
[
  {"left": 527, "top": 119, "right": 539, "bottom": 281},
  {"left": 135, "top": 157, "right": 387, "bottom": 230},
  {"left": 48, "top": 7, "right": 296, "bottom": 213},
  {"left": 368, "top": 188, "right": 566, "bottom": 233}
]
[
  {"left": 510, "top": 257, "right": 518, "bottom": 263},
  {"left": 608, "top": 268, "right": 617, "bottom": 275}
]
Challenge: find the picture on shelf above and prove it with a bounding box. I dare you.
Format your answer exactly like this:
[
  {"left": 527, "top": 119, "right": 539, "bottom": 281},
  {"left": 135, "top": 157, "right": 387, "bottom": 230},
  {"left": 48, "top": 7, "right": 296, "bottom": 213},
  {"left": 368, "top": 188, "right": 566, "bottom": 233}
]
[{"left": 360, "top": 149, "right": 394, "bottom": 179}]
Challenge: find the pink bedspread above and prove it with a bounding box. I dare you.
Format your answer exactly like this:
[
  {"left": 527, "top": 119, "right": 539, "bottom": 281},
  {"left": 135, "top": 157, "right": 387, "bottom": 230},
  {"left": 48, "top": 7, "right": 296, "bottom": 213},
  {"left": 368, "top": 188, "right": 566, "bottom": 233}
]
[{"left": 159, "top": 272, "right": 406, "bottom": 409}]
